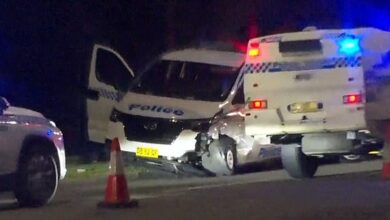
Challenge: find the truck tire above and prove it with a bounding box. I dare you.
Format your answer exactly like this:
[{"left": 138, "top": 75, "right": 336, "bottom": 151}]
[
  {"left": 341, "top": 154, "right": 362, "bottom": 162},
  {"left": 202, "top": 136, "right": 237, "bottom": 176},
  {"left": 281, "top": 144, "right": 318, "bottom": 178},
  {"left": 15, "top": 151, "right": 59, "bottom": 207}
]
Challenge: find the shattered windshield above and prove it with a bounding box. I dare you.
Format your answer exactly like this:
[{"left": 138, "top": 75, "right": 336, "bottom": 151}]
[{"left": 131, "top": 60, "right": 240, "bottom": 102}]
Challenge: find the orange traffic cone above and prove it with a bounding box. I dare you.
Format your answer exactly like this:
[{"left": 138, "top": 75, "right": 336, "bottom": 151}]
[{"left": 97, "top": 138, "right": 138, "bottom": 208}]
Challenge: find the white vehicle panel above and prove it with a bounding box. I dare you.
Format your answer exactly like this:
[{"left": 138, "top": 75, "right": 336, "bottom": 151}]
[
  {"left": 0, "top": 107, "right": 66, "bottom": 178},
  {"left": 87, "top": 44, "right": 134, "bottom": 144},
  {"left": 243, "top": 27, "right": 390, "bottom": 137},
  {"left": 87, "top": 44, "right": 244, "bottom": 146},
  {"left": 116, "top": 92, "right": 222, "bottom": 120},
  {"left": 245, "top": 67, "right": 366, "bottom": 135},
  {"left": 162, "top": 49, "right": 244, "bottom": 67},
  {"left": 245, "top": 28, "right": 390, "bottom": 64},
  {"left": 107, "top": 121, "right": 197, "bottom": 158},
  {"left": 208, "top": 113, "right": 280, "bottom": 166},
  {"left": 87, "top": 97, "right": 118, "bottom": 143},
  {"left": 5, "top": 106, "right": 44, "bottom": 118}
]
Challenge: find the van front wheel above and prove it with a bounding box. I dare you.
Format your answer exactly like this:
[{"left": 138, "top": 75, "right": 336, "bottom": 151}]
[
  {"left": 201, "top": 137, "right": 237, "bottom": 176},
  {"left": 281, "top": 145, "right": 318, "bottom": 178}
]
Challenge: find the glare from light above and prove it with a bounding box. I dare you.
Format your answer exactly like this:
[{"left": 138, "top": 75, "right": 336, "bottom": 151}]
[
  {"left": 49, "top": 120, "right": 57, "bottom": 127},
  {"left": 248, "top": 48, "right": 260, "bottom": 57},
  {"left": 339, "top": 38, "right": 360, "bottom": 55}
]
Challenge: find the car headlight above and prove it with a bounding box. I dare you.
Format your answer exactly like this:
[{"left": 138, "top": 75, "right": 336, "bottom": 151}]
[{"left": 49, "top": 120, "right": 57, "bottom": 127}]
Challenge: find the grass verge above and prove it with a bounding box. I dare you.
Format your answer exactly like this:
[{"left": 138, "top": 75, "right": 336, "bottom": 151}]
[{"left": 65, "top": 156, "right": 150, "bottom": 181}]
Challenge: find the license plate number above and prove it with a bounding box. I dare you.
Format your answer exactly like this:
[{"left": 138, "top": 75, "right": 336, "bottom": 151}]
[
  {"left": 288, "top": 101, "right": 321, "bottom": 113},
  {"left": 136, "top": 147, "right": 159, "bottom": 159}
]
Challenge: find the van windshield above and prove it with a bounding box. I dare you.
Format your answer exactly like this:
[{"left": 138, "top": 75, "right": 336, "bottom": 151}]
[{"left": 130, "top": 60, "right": 240, "bottom": 102}]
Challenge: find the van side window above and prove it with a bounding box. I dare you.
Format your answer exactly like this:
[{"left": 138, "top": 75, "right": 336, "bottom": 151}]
[
  {"left": 232, "top": 84, "right": 244, "bottom": 104},
  {"left": 95, "top": 49, "right": 132, "bottom": 91}
]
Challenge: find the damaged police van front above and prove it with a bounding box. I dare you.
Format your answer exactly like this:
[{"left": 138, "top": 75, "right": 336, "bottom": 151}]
[{"left": 86, "top": 44, "right": 280, "bottom": 175}]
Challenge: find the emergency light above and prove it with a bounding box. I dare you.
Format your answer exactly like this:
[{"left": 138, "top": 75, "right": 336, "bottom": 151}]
[
  {"left": 338, "top": 37, "right": 361, "bottom": 55},
  {"left": 343, "top": 94, "right": 362, "bottom": 104},
  {"left": 248, "top": 42, "right": 260, "bottom": 57}
]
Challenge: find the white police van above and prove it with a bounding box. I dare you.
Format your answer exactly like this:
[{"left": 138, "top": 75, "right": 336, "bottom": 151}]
[
  {"left": 242, "top": 27, "right": 389, "bottom": 178},
  {"left": 86, "top": 44, "right": 280, "bottom": 175},
  {"left": 0, "top": 97, "right": 66, "bottom": 206}
]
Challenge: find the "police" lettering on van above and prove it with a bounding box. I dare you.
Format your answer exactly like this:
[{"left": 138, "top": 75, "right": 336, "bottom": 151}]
[{"left": 129, "top": 104, "right": 184, "bottom": 116}]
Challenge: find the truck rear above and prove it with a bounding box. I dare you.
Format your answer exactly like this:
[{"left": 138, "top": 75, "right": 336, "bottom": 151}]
[{"left": 243, "top": 27, "right": 390, "bottom": 178}]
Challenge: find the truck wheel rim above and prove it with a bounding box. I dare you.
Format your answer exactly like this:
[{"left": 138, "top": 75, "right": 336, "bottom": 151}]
[
  {"left": 226, "top": 150, "right": 234, "bottom": 170},
  {"left": 343, "top": 154, "right": 361, "bottom": 161}
]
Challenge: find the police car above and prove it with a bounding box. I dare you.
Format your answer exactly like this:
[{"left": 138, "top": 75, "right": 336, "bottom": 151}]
[
  {"left": 243, "top": 27, "right": 388, "bottom": 178},
  {"left": 86, "top": 44, "right": 280, "bottom": 175},
  {"left": 0, "top": 97, "right": 66, "bottom": 207}
]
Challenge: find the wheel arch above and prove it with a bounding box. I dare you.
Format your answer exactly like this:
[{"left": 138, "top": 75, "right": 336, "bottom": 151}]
[
  {"left": 208, "top": 116, "right": 244, "bottom": 144},
  {"left": 217, "top": 134, "right": 236, "bottom": 145}
]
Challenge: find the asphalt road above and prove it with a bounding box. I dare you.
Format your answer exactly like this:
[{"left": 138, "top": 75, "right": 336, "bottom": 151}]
[{"left": 1, "top": 160, "right": 390, "bottom": 220}]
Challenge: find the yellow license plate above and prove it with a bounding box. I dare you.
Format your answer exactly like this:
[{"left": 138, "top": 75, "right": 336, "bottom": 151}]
[
  {"left": 288, "top": 101, "right": 321, "bottom": 113},
  {"left": 136, "top": 147, "right": 159, "bottom": 159}
]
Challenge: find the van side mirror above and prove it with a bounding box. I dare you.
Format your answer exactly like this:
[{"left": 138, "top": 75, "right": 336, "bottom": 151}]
[{"left": 0, "top": 97, "right": 10, "bottom": 114}]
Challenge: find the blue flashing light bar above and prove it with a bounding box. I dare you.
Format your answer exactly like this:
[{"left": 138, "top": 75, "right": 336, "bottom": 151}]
[{"left": 339, "top": 37, "right": 361, "bottom": 55}]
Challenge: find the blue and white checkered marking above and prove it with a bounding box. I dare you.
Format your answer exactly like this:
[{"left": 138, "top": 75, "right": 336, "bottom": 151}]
[
  {"left": 243, "top": 56, "right": 362, "bottom": 74},
  {"left": 90, "top": 87, "right": 120, "bottom": 101}
]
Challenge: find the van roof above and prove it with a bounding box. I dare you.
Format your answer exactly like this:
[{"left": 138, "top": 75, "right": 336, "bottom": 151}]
[
  {"left": 161, "top": 48, "right": 244, "bottom": 67},
  {"left": 251, "top": 27, "right": 386, "bottom": 43}
]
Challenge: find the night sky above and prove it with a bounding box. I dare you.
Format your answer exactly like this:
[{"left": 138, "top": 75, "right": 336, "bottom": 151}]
[{"left": 0, "top": 0, "right": 389, "bottom": 154}]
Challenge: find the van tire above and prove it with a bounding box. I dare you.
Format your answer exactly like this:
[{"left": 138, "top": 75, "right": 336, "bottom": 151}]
[
  {"left": 281, "top": 144, "right": 318, "bottom": 178},
  {"left": 202, "top": 136, "right": 237, "bottom": 176}
]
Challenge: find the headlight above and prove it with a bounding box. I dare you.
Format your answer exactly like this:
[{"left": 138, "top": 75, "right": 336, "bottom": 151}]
[{"left": 49, "top": 120, "right": 57, "bottom": 127}]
